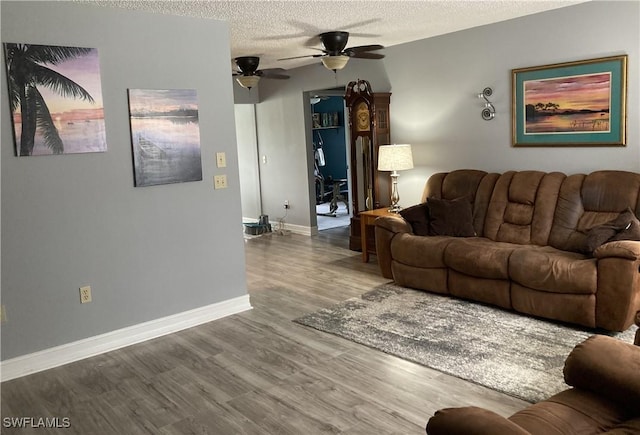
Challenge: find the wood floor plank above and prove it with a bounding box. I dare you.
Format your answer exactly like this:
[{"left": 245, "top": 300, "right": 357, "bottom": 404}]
[{"left": 1, "top": 226, "right": 528, "bottom": 434}]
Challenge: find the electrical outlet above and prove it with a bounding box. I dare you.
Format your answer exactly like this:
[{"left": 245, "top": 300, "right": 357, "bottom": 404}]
[
  {"left": 214, "top": 175, "right": 228, "bottom": 189},
  {"left": 0, "top": 305, "right": 7, "bottom": 323},
  {"left": 284, "top": 200, "right": 290, "bottom": 209},
  {"left": 79, "top": 286, "right": 92, "bottom": 304}
]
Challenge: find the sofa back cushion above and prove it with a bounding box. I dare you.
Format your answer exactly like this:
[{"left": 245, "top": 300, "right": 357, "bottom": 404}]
[
  {"left": 484, "top": 171, "right": 565, "bottom": 245},
  {"left": 422, "top": 169, "right": 498, "bottom": 237},
  {"left": 549, "top": 171, "right": 640, "bottom": 253}
]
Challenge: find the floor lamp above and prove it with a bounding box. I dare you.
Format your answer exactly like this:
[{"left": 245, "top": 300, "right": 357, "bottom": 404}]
[{"left": 377, "top": 144, "right": 414, "bottom": 212}]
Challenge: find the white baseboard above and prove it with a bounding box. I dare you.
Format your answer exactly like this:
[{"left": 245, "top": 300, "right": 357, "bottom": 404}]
[
  {"left": 1, "top": 295, "right": 252, "bottom": 382},
  {"left": 243, "top": 218, "right": 312, "bottom": 236},
  {"left": 274, "top": 221, "right": 313, "bottom": 236}
]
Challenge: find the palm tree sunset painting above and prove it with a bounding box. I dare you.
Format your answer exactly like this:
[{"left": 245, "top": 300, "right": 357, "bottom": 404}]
[
  {"left": 4, "top": 42, "right": 106, "bottom": 156},
  {"left": 524, "top": 72, "right": 611, "bottom": 134},
  {"left": 128, "top": 89, "right": 202, "bottom": 187}
]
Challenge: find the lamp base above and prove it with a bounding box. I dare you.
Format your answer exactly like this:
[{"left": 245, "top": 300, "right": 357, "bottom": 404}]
[{"left": 388, "top": 171, "right": 401, "bottom": 213}]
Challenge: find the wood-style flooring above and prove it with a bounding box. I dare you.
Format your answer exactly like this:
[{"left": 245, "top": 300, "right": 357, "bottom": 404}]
[{"left": 1, "top": 226, "right": 528, "bottom": 434}]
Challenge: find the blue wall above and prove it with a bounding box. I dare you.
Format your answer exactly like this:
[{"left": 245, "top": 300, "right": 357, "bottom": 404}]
[{"left": 313, "top": 96, "right": 347, "bottom": 181}]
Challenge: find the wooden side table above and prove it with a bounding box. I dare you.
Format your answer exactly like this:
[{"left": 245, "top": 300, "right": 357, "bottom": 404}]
[{"left": 359, "top": 208, "right": 397, "bottom": 262}]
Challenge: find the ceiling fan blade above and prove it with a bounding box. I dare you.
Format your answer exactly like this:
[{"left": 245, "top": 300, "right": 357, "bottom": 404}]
[
  {"left": 258, "top": 70, "right": 290, "bottom": 79},
  {"left": 262, "top": 74, "right": 290, "bottom": 80},
  {"left": 346, "top": 51, "right": 385, "bottom": 60},
  {"left": 278, "top": 53, "right": 324, "bottom": 61},
  {"left": 345, "top": 32, "right": 381, "bottom": 38},
  {"left": 338, "top": 18, "right": 381, "bottom": 31},
  {"left": 260, "top": 68, "right": 288, "bottom": 74},
  {"left": 344, "top": 44, "right": 384, "bottom": 53}
]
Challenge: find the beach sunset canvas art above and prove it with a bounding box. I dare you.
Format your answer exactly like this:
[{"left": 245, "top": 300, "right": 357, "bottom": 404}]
[
  {"left": 3, "top": 43, "right": 106, "bottom": 156},
  {"left": 524, "top": 72, "right": 611, "bottom": 134},
  {"left": 128, "top": 89, "right": 202, "bottom": 187}
]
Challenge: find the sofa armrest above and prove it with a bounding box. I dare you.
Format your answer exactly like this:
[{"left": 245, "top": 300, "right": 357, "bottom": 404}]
[
  {"left": 374, "top": 215, "right": 411, "bottom": 279},
  {"left": 426, "top": 407, "right": 531, "bottom": 435},
  {"left": 375, "top": 215, "right": 412, "bottom": 234},
  {"left": 592, "top": 241, "right": 640, "bottom": 331},
  {"left": 564, "top": 335, "right": 640, "bottom": 408},
  {"left": 594, "top": 240, "right": 640, "bottom": 260}
]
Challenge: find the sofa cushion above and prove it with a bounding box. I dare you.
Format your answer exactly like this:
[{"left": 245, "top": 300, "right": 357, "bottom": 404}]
[
  {"left": 399, "top": 202, "right": 430, "bottom": 236},
  {"left": 444, "top": 238, "right": 516, "bottom": 279},
  {"left": 509, "top": 389, "right": 629, "bottom": 435},
  {"left": 509, "top": 246, "right": 597, "bottom": 294},
  {"left": 426, "top": 407, "right": 531, "bottom": 435},
  {"left": 390, "top": 233, "right": 453, "bottom": 268},
  {"left": 422, "top": 170, "right": 500, "bottom": 237},
  {"left": 484, "top": 171, "right": 564, "bottom": 246},
  {"left": 427, "top": 196, "right": 476, "bottom": 237},
  {"left": 606, "top": 417, "right": 640, "bottom": 434},
  {"left": 549, "top": 171, "right": 640, "bottom": 253}
]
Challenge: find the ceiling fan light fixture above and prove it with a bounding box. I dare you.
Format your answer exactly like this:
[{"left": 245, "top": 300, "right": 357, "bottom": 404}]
[
  {"left": 236, "top": 75, "right": 260, "bottom": 89},
  {"left": 321, "top": 55, "right": 349, "bottom": 71}
]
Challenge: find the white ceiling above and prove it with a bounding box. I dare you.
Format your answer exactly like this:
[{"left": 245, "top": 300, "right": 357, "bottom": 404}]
[{"left": 87, "top": 0, "right": 587, "bottom": 72}]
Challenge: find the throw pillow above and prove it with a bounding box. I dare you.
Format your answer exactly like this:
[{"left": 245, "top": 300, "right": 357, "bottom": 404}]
[
  {"left": 586, "top": 208, "right": 640, "bottom": 254},
  {"left": 609, "top": 208, "right": 640, "bottom": 242},
  {"left": 427, "top": 196, "right": 476, "bottom": 237},
  {"left": 399, "top": 202, "right": 430, "bottom": 236}
]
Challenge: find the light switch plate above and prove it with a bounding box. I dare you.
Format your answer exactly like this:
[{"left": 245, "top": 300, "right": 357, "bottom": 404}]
[{"left": 216, "top": 152, "right": 226, "bottom": 168}]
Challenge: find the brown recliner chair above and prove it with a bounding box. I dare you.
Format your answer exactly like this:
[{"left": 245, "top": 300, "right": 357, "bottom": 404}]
[{"left": 426, "top": 333, "right": 640, "bottom": 435}]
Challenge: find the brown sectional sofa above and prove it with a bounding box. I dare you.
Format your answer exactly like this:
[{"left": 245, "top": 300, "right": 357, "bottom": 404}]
[{"left": 375, "top": 169, "right": 640, "bottom": 332}]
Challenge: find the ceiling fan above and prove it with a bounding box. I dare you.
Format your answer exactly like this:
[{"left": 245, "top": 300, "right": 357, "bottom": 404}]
[
  {"left": 310, "top": 95, "right": 330, "bottom": 105},
  {"left": 279, "top": 31, "right": 385, "bottom": 72},
  {"left": 233, "top": 56, "right": 290, "bottom": 89}
]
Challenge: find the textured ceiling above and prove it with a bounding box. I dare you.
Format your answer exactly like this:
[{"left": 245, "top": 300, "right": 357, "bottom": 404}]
[{"left": 84, "top": 0, "right": 587, "bottom": 71}]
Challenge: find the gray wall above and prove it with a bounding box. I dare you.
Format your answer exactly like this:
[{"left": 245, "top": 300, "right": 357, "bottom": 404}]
[
  {"left": 1, "top": 2, "right": 247, "bottom": 359},
  {"left": 384, "top": 0, "right": 640, "bottom": 204},
  {"left": 249, "top": 1, "right": 639, "bottom": 228}
]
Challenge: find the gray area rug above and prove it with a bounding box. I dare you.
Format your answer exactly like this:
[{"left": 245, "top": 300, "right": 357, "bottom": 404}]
[{"left": 294, "top": 284, "right": 636, "bottom": 403}]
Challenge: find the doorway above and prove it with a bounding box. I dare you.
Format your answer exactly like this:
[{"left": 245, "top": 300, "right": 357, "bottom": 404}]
[{"left": 310, "top": 91, "right": 351, "bottom": 231}]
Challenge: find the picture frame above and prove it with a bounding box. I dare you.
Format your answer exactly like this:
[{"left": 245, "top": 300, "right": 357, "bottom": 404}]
[
  {"left": 128, "top": 89, "right": 203, "bottom": 187},
  {"left": 512, "top": 55, "right": 627, "bottom": 147},
  {"left": 3, "top": 42, "right": 107, "bottom": 156}
]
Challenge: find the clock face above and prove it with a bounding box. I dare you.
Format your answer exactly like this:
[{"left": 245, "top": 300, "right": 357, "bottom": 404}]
[{"left": 356, "top": 105, "right": 370, "bottom": 132}]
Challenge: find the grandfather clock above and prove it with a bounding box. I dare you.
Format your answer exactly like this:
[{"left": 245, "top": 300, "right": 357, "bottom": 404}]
[{"left": 344, "top": 79, "right": 392, "bottom": 251}]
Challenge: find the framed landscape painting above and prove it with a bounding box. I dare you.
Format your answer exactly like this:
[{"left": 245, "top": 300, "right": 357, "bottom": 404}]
[
  {"left": 3, "top": 42, "right": 107, "bottom": 156},
  {"left": 512, "top": 55, "right": 627, "bottom": 147},
  {"left": 128, "top": 89, "right": 202, "bottom": 187}
]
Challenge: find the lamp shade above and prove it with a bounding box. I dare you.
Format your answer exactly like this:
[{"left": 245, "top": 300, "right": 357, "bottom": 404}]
[
  {"left": 321, "top": 55, "right": 349, "bottom": 71},
  {"left": 236, "top": 75, "right": 260, "bottom": 89},
  {"left": 378, "top": 144, "right": 414, "bottom": 171}
]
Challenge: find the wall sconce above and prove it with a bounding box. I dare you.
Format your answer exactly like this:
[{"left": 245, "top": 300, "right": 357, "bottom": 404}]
[{"left": 477, "top": 87, "right": 496, "bottom": 120}]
